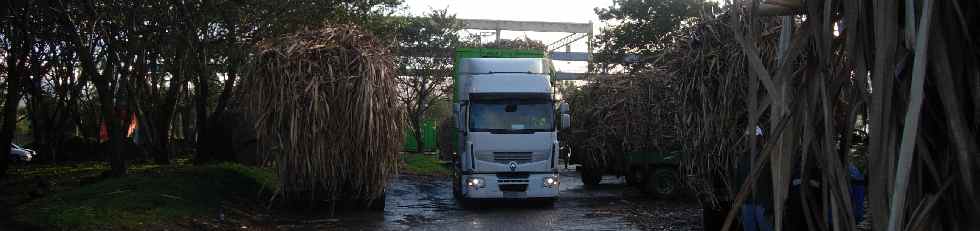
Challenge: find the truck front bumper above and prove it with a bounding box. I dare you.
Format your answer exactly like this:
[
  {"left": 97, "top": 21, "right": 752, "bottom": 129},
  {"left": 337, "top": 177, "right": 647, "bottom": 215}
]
[{"left": 462, "top": 173, "right": 560, "bottom": 199}]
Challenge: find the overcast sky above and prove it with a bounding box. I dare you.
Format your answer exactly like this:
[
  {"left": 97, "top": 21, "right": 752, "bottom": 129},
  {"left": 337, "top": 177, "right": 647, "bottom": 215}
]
[
  {"left": 399, "top": 0, "right": 615, "bottom": 73},
  {"left": 398, "top": 0, "right": 722, "bottom": 73}
]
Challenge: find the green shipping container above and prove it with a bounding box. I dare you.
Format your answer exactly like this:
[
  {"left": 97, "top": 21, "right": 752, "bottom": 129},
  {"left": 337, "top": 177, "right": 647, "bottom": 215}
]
[{"left": 404, "top": 119, "right": 437, "bottom": 152}]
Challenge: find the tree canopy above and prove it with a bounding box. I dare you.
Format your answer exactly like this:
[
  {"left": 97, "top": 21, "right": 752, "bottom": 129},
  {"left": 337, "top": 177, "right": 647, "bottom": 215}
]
[
  {"left": 0, "top": 0, "right": 405, "bottom": 177},
  {"left": 592, "top": 0, "right": 719, "bottom": 72}
]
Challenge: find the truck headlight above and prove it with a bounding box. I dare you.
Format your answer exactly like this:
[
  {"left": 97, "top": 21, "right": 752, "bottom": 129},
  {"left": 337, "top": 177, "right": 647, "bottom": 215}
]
[
  {"left": 466, "top": 177, "right": 486, "bottom": 189},
  {"left": 543, "top": 176, "right": 559, "bottom": 188}
]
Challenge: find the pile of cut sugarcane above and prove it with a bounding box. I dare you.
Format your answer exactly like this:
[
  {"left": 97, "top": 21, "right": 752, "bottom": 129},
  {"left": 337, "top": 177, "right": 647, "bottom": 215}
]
[
  {"left": 241, "top": 24, "right": 403, "bottom": 205},
  {"left": 565, "top": 68, "right": 680, "bottom": 172}
]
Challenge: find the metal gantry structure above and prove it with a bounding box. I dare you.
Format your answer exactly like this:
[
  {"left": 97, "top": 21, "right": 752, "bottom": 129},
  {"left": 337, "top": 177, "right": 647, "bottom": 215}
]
[
  {"left": 457, "top": 19, "right": 598, "bottom": 80},
  {"left": 398, "top": 18, "right": 613, "bottom": 80}
]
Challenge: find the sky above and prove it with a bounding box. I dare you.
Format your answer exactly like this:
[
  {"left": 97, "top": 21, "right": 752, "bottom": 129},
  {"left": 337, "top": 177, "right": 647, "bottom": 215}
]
[
  {"left": 398, "top": 0, "right": 723, "bottom": 73},
  {"left": 401, "top": 0, "right": 613, "bottom": 28},
  {"left": 399, "top": 0, "right": 616, "bottom": 73}
]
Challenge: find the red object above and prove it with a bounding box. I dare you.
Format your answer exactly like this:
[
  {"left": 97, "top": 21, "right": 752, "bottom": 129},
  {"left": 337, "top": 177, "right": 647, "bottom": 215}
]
[
  {"left": 127, "top": 112, "right": 138, "bottom": 137},
  {"left": 98, "top": 112, "right": 138, "bottom": 141},
  {"left": 99, "top": 121, "right": 108, "bottom": 142}
]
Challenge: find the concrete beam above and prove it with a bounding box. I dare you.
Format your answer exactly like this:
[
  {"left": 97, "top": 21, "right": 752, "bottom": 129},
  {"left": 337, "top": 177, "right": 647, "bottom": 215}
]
[
  {"left": 459, "top": 19, "right": 592, "bottom": 33},
  {"left": 549, "top": 52, "right": 589, "bottom": 62},
  {"left": 549, "top": 52, "right": 641, "bottom": 63},
  {"left": 555, "top": 72, "right": 622, "bottom": 81},
  {"left": 398, "top": 69, "right": 616, "bottom": 81}
]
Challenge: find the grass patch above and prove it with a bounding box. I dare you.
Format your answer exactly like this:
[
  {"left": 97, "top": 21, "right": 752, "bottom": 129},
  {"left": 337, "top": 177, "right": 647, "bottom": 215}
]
[
  {"left": 401, "top": 153, "right": 449, "bottom": 176},
  {"left": 10, "top": 162, "right": 108, "bottom": 180},
  {"left": 14, "top": 163, "right": 275, "bottom": 230}
]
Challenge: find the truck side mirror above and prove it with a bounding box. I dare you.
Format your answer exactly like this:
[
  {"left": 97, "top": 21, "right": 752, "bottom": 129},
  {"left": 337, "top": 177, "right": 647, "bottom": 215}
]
[
  {"left": 559, "top": 102, "right": 570, "bottom": 114},
  {"left": 453, "top": 103, "right": 466, "bottom": 131},
  {"left": 560, "top": 114, "right": 570, "bottom": 130}
]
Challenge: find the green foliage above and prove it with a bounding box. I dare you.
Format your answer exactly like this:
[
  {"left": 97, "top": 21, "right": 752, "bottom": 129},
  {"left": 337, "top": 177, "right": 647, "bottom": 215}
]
[
  {"left": 0, "top": 0, "right": 408, "bottom": 169},
  {"left": 462, "top": 36, "right": 548, "bottom": 51},
  {"left": 15, "top": 163, "right": 274, "bottom": 230},
  {"left": 395, "top": 9, "right": 461, "bottom": 153},
  {"left": 397, "top": 9, "right": 463, "bottom": 50},
  {"left": 592, "top": 0, "right": 719, "bottom": 71},
  {"left": 402, "top": 153, "right": 449, "bottom": 176},
  {"left": 425, "top": 97, "right": 452, "bottom": 122}
]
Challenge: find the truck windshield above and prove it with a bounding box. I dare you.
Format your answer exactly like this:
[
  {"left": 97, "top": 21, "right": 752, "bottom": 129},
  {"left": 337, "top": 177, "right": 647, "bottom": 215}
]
[{"left": 469, "top": 99, "right": 554, "bottom": 133}]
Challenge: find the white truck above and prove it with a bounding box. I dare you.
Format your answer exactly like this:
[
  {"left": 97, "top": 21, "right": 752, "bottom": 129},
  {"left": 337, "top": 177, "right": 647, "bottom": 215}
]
[{"left": 450, "top": 48, "right": 570, "bottom": 205}]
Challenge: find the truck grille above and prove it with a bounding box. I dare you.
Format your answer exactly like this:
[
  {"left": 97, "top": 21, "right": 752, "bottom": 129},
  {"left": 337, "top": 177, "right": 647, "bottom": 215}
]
[
  {"left": 496, "top": 172, "right": 530, "bottom": 179},
  {"left": 499, "top": 184, "right": 528, "bottom": 192},
  {"left": 493, "top": 152, "right": 533, "bottom": 163}
]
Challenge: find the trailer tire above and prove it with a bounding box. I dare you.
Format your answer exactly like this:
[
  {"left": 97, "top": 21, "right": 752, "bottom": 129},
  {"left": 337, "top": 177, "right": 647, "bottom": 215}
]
[
  {"left": 645, "top": 167, "right": 679, "bottom": 199},
  {"left": 580, "top": 167, "right": 602, "bottom": 187},
  {"left": 625, "top": 167, "right": 645, "bottom": 186}
]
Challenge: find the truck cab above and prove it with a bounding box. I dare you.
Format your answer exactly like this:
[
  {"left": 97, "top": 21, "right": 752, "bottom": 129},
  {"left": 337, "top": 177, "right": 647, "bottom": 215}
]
[{"left": 451, "top": 49, "right": 569, "bottom": 203}]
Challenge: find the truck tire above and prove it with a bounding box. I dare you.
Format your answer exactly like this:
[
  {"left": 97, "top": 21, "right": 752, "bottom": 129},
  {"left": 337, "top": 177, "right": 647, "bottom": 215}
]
[
  {"left": 452, "top": 171, "right": 462, "bottom": 199},
  {"left": 645, "top": 167, "right": 679, "bottom": 199},
  {"left": 580, "top": 167, "right": 602, "bottom": 187},
  {"left": 369, "top": 194, "right": 386, "bottom": 211},
  {"left": 459, "top": 197, "right": 480, "bottom": 209},
  {"left": 539, "top": 197, "right": 558, "bottom": 208}
]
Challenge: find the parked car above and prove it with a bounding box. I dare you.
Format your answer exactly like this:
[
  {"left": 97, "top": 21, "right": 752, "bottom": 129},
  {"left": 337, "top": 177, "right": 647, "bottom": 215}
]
[{"left": 9, "top": 143, "right": 35, "bottom": 162}]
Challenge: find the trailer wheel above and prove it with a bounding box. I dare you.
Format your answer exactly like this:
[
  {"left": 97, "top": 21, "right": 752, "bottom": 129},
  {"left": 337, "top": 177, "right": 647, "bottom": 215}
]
[
  {"left": 646, "top": 167, "right": 679, "bottom": 198},
  {"left": 580, "top": 167, "right": 602, "bottom": 187},
  {"left": 625, "top": 167, "right": 645, "bottom": 186}
]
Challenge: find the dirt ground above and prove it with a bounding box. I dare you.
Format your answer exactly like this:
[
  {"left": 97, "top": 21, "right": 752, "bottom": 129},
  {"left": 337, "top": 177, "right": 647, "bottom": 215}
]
[
  {"left": 232, "top": 165, "right": 704, "bottom": 231},
  {"left": 1, "top": 162, "right": 704, "bottom": 230}
]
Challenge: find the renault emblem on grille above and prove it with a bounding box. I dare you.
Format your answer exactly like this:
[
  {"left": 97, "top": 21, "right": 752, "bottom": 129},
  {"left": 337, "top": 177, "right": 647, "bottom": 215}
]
[{"left": 508, "top": 161, "right": 518, "bottom": 172}]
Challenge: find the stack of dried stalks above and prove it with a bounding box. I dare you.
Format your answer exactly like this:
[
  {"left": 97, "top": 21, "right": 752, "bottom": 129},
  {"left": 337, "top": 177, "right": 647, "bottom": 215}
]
[
  {"left": 241, "top": 24, "right": 403, "bottom": 205},
  {"left": 566, "top": 68, "right": 679, "bottom": 171},
  {"left": 720, "top": 0, "right": 980, "bottom": 230},
  {"left": 650, "top": 14, "right": 782, "bottom": 208}
]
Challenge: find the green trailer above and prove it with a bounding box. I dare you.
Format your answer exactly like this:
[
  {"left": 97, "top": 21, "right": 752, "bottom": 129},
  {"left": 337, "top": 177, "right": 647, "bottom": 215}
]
[
  {"left": 403, "top": 119, "right": 437, "bottom": 152},
  {"left": 576, "top": 150, "right": 682, "bottom": 198}
]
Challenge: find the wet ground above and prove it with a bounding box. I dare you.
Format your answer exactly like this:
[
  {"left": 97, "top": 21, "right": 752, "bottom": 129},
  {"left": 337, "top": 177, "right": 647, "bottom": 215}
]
[{"left": 259, "top": 165, "right": 704, "bottom": 231}]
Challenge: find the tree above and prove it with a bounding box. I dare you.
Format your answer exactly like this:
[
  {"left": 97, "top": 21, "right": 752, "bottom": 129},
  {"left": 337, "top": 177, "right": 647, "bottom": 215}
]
[
  {"left": 592, "top": 0, "right": 719, "bottom": 72},
  {"left": 1, "top": 0, "right": 61, "bottom": 177},
  {"left": 0, "top": 25, "right": 25, "bottom": 178},
  {"left": 395, "top": 9, "right": 461, "bottom": 153},
  {"left": 0, "top": 0, "right": 411, "bottom": 174}
]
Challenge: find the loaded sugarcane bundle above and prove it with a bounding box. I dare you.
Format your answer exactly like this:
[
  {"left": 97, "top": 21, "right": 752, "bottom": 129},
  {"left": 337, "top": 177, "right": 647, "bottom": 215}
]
[
  {"left": 565, "top": 68, "right": 680, "bottom": 173},
  {"left": 721, "top": 0, "right": 980, "bottom": 230},
  {"left": 655, "top": 14, "right": 782, "bottom": 207},
  {"left": 241, "top": 24, "right": 403, "bottom": 206}
]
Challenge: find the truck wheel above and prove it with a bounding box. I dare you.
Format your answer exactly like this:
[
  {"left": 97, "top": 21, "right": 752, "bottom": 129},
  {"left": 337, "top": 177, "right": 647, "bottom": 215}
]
[
  {"left": 580, "top": 167, "right": 602, "bottom": 187},
  {"left": 539, "top": 197, "right": 557, "bottom": 208},
  {"left": 459, "top": 197, "right": 481, "bottom": 209},
  {"left": 368, "top": 194, "right": 386, "bottom": 211},
  {"left": 452, "top": 171, "right": 462, "bottom": 199},
  {"left": 645, "top": 168, "right": 679, "bottom": 199}
]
